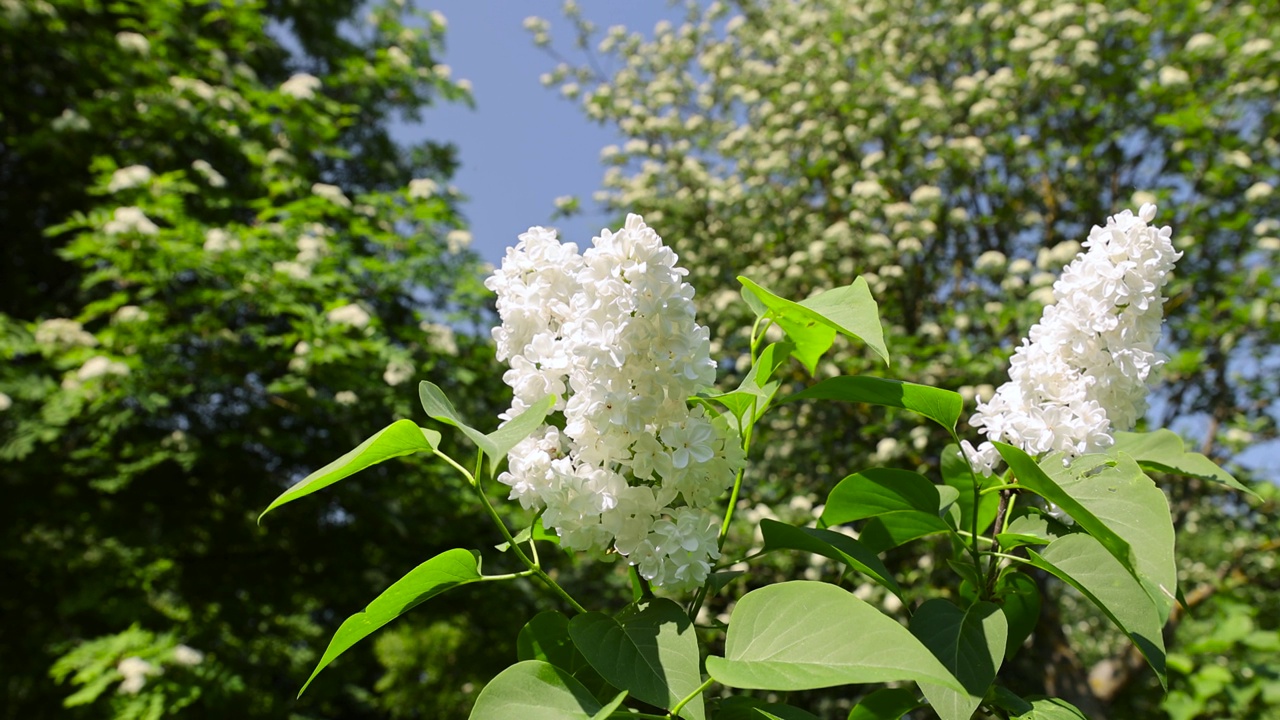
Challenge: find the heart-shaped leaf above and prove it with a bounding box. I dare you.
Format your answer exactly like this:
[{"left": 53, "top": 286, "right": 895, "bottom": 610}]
[
  {"left": 569, "top": 599, "right": 705, "bottom": 719},
  {"left": 706, "top": 581, "right": 963, "bottom": 692},
  {"left": 468, "top": 660, "right": 625, "bottom": 720},
  {"left": 909, "top": 599, "right": 1007, "bottom": 720},
  {"left": 739, "top": 277, "right": 888, "bottom": 373},
  {"left": 260, "top": 419, "right": 440, "bottom": 521},
  {"left": 419, "top": 381, "right": 554, "bottom": 474}
]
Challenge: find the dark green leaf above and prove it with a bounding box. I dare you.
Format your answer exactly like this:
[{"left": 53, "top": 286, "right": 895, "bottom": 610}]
[
  {"left": 785, "top": 376, "right": 962, "bottom": 431},
  {"left": 706, "top": 581, "right": 963, "bottom": 692},
  {"left": 301, "top": 548, "right": 483, "bottom": 695},
  {"left": 517, "top": 611, "right": 610, "bottom": 699},
  {"left": 718, "top": 696, "right": 823, "bottom": 720},
  {"left": 822, "top": 469, "right": 954, "bottom": 552},
  {"left": 760, "top": 519, "right": 902, "bottom": 598},
  {"left": 1028, "top": 534, "right": 1166, "bottom": 686},
  {"left": 995, "top": 572, "right": 1041, "bottom": 660},
  {"left": 260, "top": 419, "right": 440, "bottom": 521},
  {"left": 909, "top": 599, "right": 1007, "bottom": 720},
  {"left": 569, "top": 599, "right": 705, "bottom": 719},
  {"left": 846, "top": 687, "right": 924, "bottom": 720}
]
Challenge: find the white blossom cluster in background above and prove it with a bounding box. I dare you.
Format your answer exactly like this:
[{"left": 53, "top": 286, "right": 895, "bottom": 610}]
[
  {"left": 962, "top": 204, "right": 1182, "bottom": 476},
  {"left": 486, "top": 214, "right": 744, "bottom": 592}
]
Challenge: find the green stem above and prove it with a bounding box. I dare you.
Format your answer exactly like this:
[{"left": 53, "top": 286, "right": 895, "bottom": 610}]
[
  {"left": 474, "top": 472, "right": 588, "bottom": 614},
  {"left": 950, "top": 431, "right": 990, "bottom": 595},
  {"left": 669, "top": 677, "right": 714, "bottom": 718},
  {"left": 610, "top": 713, "right": 667, "bottom": 720},
  {"left": 979, "top": 482, "right": 1020, "bottom": 496},
  {"left": 479, "top": 569, "right": 536, "bottom": 582},
  {"left": 433, "top": 449, "right": 475, "bottom": 486}
]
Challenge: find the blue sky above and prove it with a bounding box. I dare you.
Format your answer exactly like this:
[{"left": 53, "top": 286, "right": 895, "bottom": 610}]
[{"left": 396, "top": 1, "right": 690, "bottom": 265}]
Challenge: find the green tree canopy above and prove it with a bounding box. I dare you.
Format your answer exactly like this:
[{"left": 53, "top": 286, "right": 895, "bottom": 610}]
[{"left": 0, "top": 1, "right": 515, "bottom": 717}]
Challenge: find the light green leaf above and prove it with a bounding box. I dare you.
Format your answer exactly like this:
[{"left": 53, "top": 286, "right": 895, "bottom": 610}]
[
  {"left": 995, "top": 443, "right": 1177, "bottom": 622},
  {"left": 419, "top": 381, "right": 554, "bottom": 473},
  {"left": 1042, "top": 452, "right": 1178, "bottom": 623},
  {"left": 301, "top": 548, "right": 482, "bottom": 695},
  {"left": 706, "top": 581, "right": 964, "bottom": 692},
  {"left": 259, "top": 419, "right": 440, "bottom": 521},
  {"left": 468, "top": 660, "right": 612, "bottom": 720},
  {"left": 1111, "top": 429, "right": 1254, "bottom": 496},
  {"left": 700, "top": 341, "right": 792, "bottom": 432},
  {"left": 785, "top": 376, "right": 962, "bottom": 431},
  {"left": 739, "top": 276, "right": 888, "bottom": 373},
  {"left": 991, "top": 688, "right": 1089, "bottom": 719},
  {"left": 1028, "top": 534, "right": 1166, "bottom": 686},
  {"left": 569, "top": 599, "right": 705, "bottom": 720},
  {"left": 909, "top": 599, "right": 1007, "bottom": 720},
  {"left": 846, "top": 688, "right": 924, "bottom": 720},
  {"left": 996, "top": 511, "right": 1066, "bottom": 550},
  {"left": 760, "top": 519, "right": 902, "bottom": 598}
]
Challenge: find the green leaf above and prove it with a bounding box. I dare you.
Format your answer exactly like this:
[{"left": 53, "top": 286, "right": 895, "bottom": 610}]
[
  {"left": 1028, "top": 534, "right": 1166, "bottom": 686},
  {"left": 846, "top": 688, "right": 924, "bottom": 720},
  {"left": 941, "top": 443, "right": 1000, "bottom": 536},
  {"left": 568, "top": 599, "right": 705, "bottom": 720},
  {"left": 468, "top": 660, "right": 616, "bottom": 720},
  {"left": 760, "top": 519, "right": 902, "bottom": 598},
  {"left": 1008, "top": 697, "right": 1090, "bottom": 720},
  {"left": 259, "top": 419, "right": 440, "bottom": 521},
  {"left": 995, "top": 444, "right": 1177, "bottom": 622},
  {"left": 301, "top": 548, "right": 483, "bottom": 695},
  {"left": 909, "top": 599, "right": 1007, "bottom": 720},
  {"left": 1042, "top": 452, "right": 1178, "bottom": 623},
  {"left": 996, "top": 511, "right": 1066, "bottom": 550},
  {"left": 798, "top": 281, "right": 889, "bottom": 366},
  {"left": 705, "top": 581, "right": 964, "bottom": 692},
  {"left": 717, "top": 696, "right": 823, "bottom": 720},
  {"left": 739, "top": 276, "right": 888, "bottom": 373},
  {"left": 419, "top": 381, "right": 554, "bottom": 473},
  {"left": 1110, "top": 429, "right": 1254, "bottom": 496},
  {"left": 995, "top": 572, "right": 1041, "bottom": 661},
  {"left": 517, "top": 611, "right": 610, "bottom": 699},
  {"left": 785, "top": 376, "right": 962, "bottom": 431},
  {"left": 701, "top": 341, "right": 792, "bottom": 432},
  {"left": 821, "top": 469, "right": 954, "bottom": 552}
]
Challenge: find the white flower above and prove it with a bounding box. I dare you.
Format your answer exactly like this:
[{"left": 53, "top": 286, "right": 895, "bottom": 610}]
[
  {"left": 407, "top": 177, "right": 438, "bottom": 199},
  {"left": 421, "top": 322, "right": 458, "bottom": 356},
  {"left": 965, "top": 203, "right": 1181, "bottom": 484},
  {"left": 171, "top": 645, "right": 204, "bottom": 666},
  {"left": 383, "top": 359, "right": 414, "bottom": 386},
  {"left": 446, "top": 229, "right": 472, "bottom": 253},
  {"left": 489, "top": 215, "right": 742, "bottom": 588},
  {"left": 115, "top": 31, "right": 150, "bottom": 55},
  {"left": 280, "top": 73, "right": 321, "bottom": 100},
  {"left": 35, "top": 318, "right": 97, "bottom": 347},
  {"left": 203, "top": 228, "right": 239, "bottom": 253},
  {"left": 1245, "top": 182, "right": 1273, "bottom": 202},
  {"left": 77, "top": 356, "right": 129, "bottom": 380},
  {"left": 311, "top": 182, "right": 351, "bottom": 208},
  {"left": 116, "top": 657, "right": 157, "bottom": 694},
  {"left": 0, "top": 392, "right": 11, "bottom": 411},
  {"left": 51, "top": 109, "right": 90, "bottom": 133},
  {"left": 113, "top": 305, "right": 149, "bottom": 323},
  {"left": 107, "top": 165, "right": 152, "bottom": 193},
  {"left": 326, "top": 303, "right": 370, "bottom": 328},
  {"left": 191, "top": 159, "right": 227, "bottom": 188},
  {"left": 334, "top": 390, "right": 359, "bottom": 406},
  {"left": 1158, "top": 66, "right": 1190, "bottom": 87},
  {"left": 975, "top": 250, "right": 1007, "bottom": 273},
  {"left": 103, "top": 207, "right": 158, "bottom": 235}
]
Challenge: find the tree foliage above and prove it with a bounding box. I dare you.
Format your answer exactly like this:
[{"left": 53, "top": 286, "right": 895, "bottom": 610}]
[{"left": 0, "top": 1, "right": 513, "bottom": 717}]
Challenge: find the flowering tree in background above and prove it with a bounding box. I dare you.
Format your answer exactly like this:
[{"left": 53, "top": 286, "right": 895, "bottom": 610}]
[
  {"left": 532, "top": 0, "right": 1280, "bottom": 716},
  {"left": 0, "top": 1, "right": 509, "bottom": 717}
]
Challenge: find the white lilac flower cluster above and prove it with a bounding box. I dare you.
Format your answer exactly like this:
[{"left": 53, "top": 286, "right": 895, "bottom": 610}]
[
  {"left": 963, "top": 204, "right": 1182, "bottom": 477},
  {"left": 486, "top": 214, "right": 744, "bottom": 592}
]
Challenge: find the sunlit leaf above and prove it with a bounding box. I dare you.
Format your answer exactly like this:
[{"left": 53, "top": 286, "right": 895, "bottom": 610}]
[{"left": 909, "top": 599, "right": 1007, "bottom": 720}]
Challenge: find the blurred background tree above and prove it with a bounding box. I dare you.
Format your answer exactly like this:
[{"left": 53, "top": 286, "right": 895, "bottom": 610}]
[
  {"left": 538, "top": 0, "right": 1280, "bottom": 717},
  {"left": 0, "top": 0, "right": 524, "bottom": 717}
]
